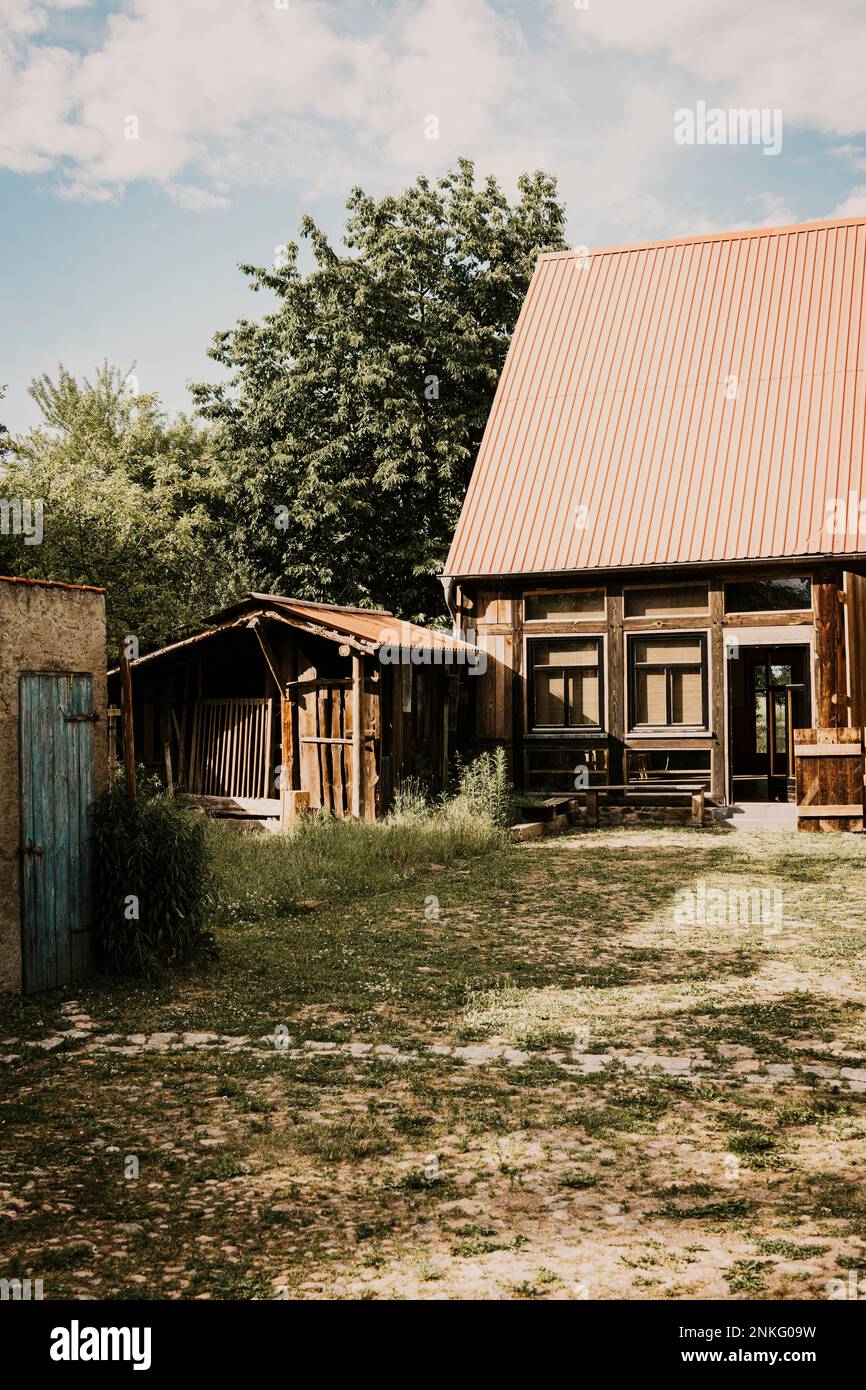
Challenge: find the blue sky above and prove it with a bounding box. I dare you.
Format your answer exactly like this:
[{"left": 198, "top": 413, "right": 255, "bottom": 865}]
[{"left": 2, "top": 0, "right": 866, "bottom": 433}]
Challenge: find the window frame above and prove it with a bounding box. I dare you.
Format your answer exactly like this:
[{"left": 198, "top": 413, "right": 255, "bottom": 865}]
[
  {"left": 523, "top": 586, "right": 606, "bottom": 622},
  {"left": 722, "top": 576, "right": 812, "bottom": 615},
  {"left": 622, "top": 581, "right": 710, "bottom": 620},
  {"left": 627, "top": 631, "right": 709, "bottom": 732},
  {"left": 527, "top": 634, "right": 606, "bottom": 733}
]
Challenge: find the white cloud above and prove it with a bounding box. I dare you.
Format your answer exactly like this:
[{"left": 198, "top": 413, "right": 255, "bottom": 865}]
[
  {"left": 563, "top": 0, "right": 866, "bottom": 136},
  {"left": 164, "top": 181, "right": 230, "bottom": 213},
  {"left": 831, "top": 187, "right": 866, "bottom": 217},
  {"left": 1, "top": 0, "right": 866, "bottom": 235},
  {"left": 0, "top": 0, "right": 524, "bottom": 205}
]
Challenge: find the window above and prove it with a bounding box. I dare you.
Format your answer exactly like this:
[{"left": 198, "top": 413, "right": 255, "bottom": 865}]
[
  {"left": 525, "top": 589, "right": 605, "bottom": 620},
  {"left": 624, "top": 582, "right": 709, "bottom": 618},
  {"left": 724, "top": 577, "right": 811, "bottom": 612},
  {"left": 529, "top": 637, "right": 603, "bottom": 729},
  {"left": 629, "top": 634, "right": 707, "bottom": 729}
]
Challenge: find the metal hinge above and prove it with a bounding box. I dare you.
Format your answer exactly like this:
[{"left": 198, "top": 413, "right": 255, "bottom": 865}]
[
  {"left": 61, "top": 709, "right": 99, "bottom": 723},
  {"left": 18, "top": 842, "right": 43, "bottom": 857}
]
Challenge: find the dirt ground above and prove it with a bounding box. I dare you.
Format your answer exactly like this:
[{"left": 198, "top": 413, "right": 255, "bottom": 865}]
[{"left": 2, "top": 824, "right": 866, "bottom": 1300}]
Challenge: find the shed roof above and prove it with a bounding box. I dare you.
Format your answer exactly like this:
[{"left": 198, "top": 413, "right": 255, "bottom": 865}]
[
  {"left": 445, "top": 215, "right": 866, "bottom": 579},
  {"left": 115, "top": 593, "right": 468, "bottom": 671}
]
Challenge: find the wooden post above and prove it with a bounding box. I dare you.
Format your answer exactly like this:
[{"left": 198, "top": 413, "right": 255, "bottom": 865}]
[
  {"left": 691, "top": 787, "right": 705, "bottom": 827},
  {"left": 119, "top": 644, "right": 136, "bottom": 801},
  {"left": 107, "top": 705, "right": 121, "bottom": 772},
  {"left": 163, "top": 740, "right": 174, "bottom": 797},
  {"left": 351, "top": 652, "right": 363, "bottom": 818},
  {"left": 585, "top": 789, "right": 599, "bottom": 827},
  {"left": 814, "top": 571, "right": 849, "bottom": 728}
]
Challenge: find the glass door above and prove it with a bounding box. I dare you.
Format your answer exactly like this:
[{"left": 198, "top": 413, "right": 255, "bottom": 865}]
[{"left": 730, "top": 645, "right": 810, "bottom": 802}]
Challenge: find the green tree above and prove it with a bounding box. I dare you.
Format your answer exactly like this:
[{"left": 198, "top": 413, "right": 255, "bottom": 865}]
[
  {"left": 0, "top": 364, "right": 240, "bottom": 652},
  {"left": 193, "top": 159, "right": 568, "bottom": 620}
]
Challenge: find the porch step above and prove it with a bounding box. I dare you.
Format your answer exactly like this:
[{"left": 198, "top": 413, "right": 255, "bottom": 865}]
[{"left": 726, "top": 802, "right": 798, "bottom": 831}]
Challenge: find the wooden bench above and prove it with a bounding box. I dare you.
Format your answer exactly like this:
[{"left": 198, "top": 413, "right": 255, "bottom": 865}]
[{"left": 574, "top": 782, "right": 711, "bottom": 827}]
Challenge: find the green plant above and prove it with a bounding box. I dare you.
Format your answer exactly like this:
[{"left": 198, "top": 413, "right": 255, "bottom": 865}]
[
  {"left": 389, "top": 777, "right": 431, "bottom": 821},
  {"left": 90, "top": 776, "right": 216, "bottom": 978},
  {"left": 207, "top": 801, "right": 506, "bottom": 921},
  {"left": 451, "top": 747, "right": 516, "bottom": 829}
]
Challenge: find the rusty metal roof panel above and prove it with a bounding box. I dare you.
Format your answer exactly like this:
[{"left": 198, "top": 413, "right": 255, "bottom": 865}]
[{"left": 445, "top": 217, "right": 866, "bottom": 578}]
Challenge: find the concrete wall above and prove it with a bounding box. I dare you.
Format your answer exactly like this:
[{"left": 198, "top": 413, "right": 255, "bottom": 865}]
[{"left": 0, "top": 579, "right": 107, "bottom": 993}]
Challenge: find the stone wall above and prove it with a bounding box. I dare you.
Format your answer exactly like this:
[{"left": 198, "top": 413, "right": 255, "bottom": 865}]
[{"left": 0, "top": 579, "right": 107, "bottom": 992}]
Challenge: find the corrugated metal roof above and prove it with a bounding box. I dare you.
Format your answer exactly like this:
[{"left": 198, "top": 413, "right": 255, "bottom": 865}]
[
  {"left": 118, "top": 594, "right": 469, "bottom": 671},
  {"left": 445, "top": 216, "right": 866, "bottom": 578},
  {"left": 249, "top": 594, "right": 463, "bottom": 651}
]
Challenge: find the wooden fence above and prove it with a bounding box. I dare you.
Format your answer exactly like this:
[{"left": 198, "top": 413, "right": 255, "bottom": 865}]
[
  {"left": 188, "top": 697, "right": 273, "bottom": 799},
  {"left": 794, "top": 727, "right": 864, "bottom": 832},
  {"left": 293, "top": 676, "right": 379, "bottom": 819}
]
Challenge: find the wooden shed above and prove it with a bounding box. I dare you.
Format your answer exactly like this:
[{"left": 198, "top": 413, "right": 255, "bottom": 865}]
[
  {"left": 110, "top": 594, "right": 476, "bottom": 825},
  {"left": 0, "top": 576, "right": 108, "bottom": 993}
]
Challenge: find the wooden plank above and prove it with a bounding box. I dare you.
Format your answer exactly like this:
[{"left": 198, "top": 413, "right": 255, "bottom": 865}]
[
  {"left": 363, "top": 679, "right": 378, "bottom": 819},
  {"left": 814, "top": 572, "right": 848, "bottom": 727},
  {"left": 606, "top": 584, "right": 624, "bottom": 786},
  {"left": 794, "top": 743, "right": 861, "bottom": 757},
  {"left": 163, "top": 740, "right": 174, "bottom": 797},
  {"left": 331, "top": 686, "right": 345, "bottom": 816},
  {"left": 318, "top": 685, "right": 331, "bottom": 813},
  {"left": 709, "top": 580, "right": 726, "bottom": 803},
  {"left": 351, "top": 653, "right": 363, "bottom": 818},
  {"left": 119, "top": 648, "right": 136, "bottom": 800},
  {"left": 262, "top": 696, "right": 273, "bottom": 800},
  {"left": 279, "top": 697, "right": 291, "bottom": 828},
  {"left": 691, "top": 787, "right": 705, "bottom": 826},
  {"left": 797, "top": 804, "right": 863, "bottom": 817},
  {"left": 249, "top": 619, "right": 283, "bottom": 691}
]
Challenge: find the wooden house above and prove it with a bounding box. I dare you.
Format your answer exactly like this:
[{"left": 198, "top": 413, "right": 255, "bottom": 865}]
[
  {"left": 443, "top": 217, "right": 866, "bottom": 826},
  {"left": 110, "top": 594, "right": 475, "bottom": 825}
]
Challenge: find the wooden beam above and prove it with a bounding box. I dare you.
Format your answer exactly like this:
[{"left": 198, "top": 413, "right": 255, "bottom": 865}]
[
  {"left": 247, "top": 618, "right": 284, "bottom": 693},
  {"left": 119, "top": 644, "right": 136, "bottom": 801},
  {"left": 814, "top": 571, "right": 848, "bottom": 728},
  {"left": 351, "top": 652, "right": 363, "bottom": 818},
  {"left": 163, "top": 740, "right": 174, "bottom": 797}
]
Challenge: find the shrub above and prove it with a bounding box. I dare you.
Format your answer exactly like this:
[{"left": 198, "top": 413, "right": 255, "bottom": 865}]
[
  {"left": 451, "top": 747, "right": 516, "bottom": 829},
  {"left": 90, "top": 776, "right": 216, "bottom": 977}
]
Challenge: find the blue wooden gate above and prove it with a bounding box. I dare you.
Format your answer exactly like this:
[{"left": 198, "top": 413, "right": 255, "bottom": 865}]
[{"left": 19, "top": 673, "right": 95, "bottom": 993}]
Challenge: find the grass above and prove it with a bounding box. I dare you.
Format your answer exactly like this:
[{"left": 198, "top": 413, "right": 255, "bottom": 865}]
[
  {"left": 2, "top": 821, "right": 866, "bottom": 1299},
  {"left": 207, "top": 801, "right": 508, "bottom": 922}
]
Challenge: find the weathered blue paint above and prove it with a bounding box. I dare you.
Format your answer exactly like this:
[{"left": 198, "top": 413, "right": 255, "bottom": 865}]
[{"left": 19, "top": 673, "right": 94, "bottom": 993}]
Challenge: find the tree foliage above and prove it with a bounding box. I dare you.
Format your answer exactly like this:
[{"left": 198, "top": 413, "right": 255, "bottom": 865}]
[
  {"left": 193, "top": 159, "right": 568, "bottom": 620},
  {"left": 0, "top": 364, "right": 241, "bottom": 653}
]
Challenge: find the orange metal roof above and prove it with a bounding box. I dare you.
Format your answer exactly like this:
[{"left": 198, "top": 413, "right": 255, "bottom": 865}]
[
  {"left": 250, "top": 594, "right": 463, "bottom": 650},
  {"left": 117, "top": 594, "right": 470, "bottom": 671},
  {"left": 445, "top": 216, "right": 866, "bottom": 578}
]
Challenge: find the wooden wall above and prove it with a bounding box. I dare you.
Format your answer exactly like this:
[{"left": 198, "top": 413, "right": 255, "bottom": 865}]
[{"left": 456, "top": 565, "right": 852, "bottom": 804}]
